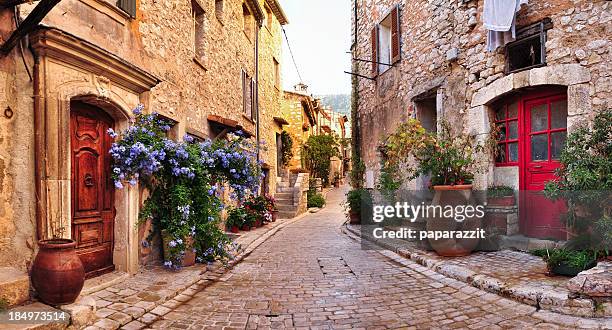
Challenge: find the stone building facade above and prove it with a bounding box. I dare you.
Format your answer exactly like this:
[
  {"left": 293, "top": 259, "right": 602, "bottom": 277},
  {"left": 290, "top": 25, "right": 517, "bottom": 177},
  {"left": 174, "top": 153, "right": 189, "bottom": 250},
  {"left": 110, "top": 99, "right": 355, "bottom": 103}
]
[
  {"left": 0, "top": 0, "right": 288, "bottom": 302},
  {"left": 281, "top": 85, "right": 321, "bottom": 171},
  {"left": 352, "top": 0, "right": 609, "bottom": 238}
]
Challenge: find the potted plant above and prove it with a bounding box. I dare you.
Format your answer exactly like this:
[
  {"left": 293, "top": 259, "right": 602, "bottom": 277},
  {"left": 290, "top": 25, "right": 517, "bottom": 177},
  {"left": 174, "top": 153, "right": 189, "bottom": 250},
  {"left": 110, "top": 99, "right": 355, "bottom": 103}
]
[
  {"left": 532, "top": 248, "right": 599, "bottom": 277},
  {"left": 31, "top": 238, "right": 85, "bottom": 305},
  {"left": 381, "top": 120, "right": 483, "bottom": 257},
  {"left": 487, "top": 185, "right": 515, "bottom": 206},
  {"left": 110, "top": 105, "right": 262, "bottom": 270},
  {"left": 345, "top": 189, "right": 371, "bottom": 224},
  {"left": 225, "top": 208, "right": 244, "bottom": 233}
]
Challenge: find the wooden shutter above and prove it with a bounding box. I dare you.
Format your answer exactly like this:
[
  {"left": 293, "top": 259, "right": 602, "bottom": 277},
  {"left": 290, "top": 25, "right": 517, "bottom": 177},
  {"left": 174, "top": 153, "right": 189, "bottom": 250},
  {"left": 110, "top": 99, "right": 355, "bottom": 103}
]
[
  {"left": 242, "top": 71, "right": 247, "bottom": 115},
  {"left": 117, "top": 0, "right": 136, "bottom": 17},
  {"left": 371, "top": 26, "right": 378, "bottom": 76},
  {"left": 391, "top": 5, "right": 401, "bottom": 64},
  {"left": 250, "top": 78, "right": 256, "bottom": 120}
]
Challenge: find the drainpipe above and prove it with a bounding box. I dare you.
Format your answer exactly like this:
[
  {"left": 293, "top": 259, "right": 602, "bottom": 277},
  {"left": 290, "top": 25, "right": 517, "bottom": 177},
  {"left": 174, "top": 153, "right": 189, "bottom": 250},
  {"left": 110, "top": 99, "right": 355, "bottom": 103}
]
[{"left": 255, "top": 21, "right": 261, "bottom": 163}]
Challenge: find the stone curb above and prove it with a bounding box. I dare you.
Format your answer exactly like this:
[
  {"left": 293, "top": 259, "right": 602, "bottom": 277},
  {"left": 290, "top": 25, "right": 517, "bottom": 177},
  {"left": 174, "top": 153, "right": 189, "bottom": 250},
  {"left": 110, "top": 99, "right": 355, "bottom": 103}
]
[{"left": 341, "top": 224, "right": 612, "bottom": 328}]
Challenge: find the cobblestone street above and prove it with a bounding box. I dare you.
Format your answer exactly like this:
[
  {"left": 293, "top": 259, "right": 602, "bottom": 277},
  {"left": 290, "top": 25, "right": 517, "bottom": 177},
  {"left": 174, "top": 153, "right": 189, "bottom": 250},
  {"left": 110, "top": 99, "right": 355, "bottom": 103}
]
[{"left": 148, "top": 188, "right": 585, "bottom": 330}]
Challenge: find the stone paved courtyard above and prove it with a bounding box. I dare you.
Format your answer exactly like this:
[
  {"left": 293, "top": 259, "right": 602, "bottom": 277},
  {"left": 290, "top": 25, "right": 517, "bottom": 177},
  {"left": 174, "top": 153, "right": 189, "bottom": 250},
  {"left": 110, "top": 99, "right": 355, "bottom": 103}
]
[{"left": 146, "top": 187, "right": 610, "bottom": 329}]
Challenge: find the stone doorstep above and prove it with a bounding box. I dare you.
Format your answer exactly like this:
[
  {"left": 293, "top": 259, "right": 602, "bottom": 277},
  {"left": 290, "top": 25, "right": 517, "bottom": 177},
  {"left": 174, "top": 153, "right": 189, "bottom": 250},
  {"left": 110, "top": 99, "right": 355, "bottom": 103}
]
[
  {"left": 0, "top": 267, "right": 30, "bottom": 307},
  {"left": 65, "top": 211, "right": 310, "bottom": 330},
  {"left": 343, "top": 224, "right": 611, "bottom": 319}
]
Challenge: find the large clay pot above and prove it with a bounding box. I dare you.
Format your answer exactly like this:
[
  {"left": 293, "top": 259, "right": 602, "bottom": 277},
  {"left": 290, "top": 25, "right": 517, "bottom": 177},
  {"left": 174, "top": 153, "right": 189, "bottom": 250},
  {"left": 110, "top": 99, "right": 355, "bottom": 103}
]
[
  {"left": 31, "top": 239, "right": 85, "bottom": 305},
  {"left": 426, "top": 185, "right": 482, "bottom": 257}
]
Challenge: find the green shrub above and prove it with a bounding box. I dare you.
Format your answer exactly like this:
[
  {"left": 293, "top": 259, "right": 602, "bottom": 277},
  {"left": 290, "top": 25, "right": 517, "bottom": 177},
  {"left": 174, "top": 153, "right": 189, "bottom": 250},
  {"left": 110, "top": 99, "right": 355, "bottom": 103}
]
[
  {"left": 302, "top": 134, "right": 340, "bottom": 186},
  {"left": 531, "top": 248, "right": 598, "bottom": 272},
  {"left": 308, "top": 192, "right": 325, "bottom": 208},
  {"left": 487, "top": 185, "right": 514, "bottom": 198}
]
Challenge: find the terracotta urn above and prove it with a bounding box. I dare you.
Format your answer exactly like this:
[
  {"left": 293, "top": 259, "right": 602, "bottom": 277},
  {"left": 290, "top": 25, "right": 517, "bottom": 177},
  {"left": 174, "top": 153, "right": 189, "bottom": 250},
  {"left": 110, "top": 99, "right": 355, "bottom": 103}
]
[
  {"left": 31, "top": 239, "right": 85, "bottom": 305},
  {"left": 426, "top": 184, "right": 482, "bottom": 257}
]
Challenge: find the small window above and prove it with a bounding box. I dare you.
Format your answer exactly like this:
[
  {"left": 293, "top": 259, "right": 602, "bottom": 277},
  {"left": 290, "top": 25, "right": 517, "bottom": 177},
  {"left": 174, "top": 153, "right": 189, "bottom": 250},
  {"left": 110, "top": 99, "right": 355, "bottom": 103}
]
[
  {"left": 243, "top": 3, "right": 254, "bottom": 41},
  {"left": 117, "top": 0, "right": 136, "bottom": 17},
  {"left": 242, "top": 70, "right": 254, "bottom": 119},
  {"left": 273, "top": 58, "right": 280, "bottom": 89},
  {"left": 215, "top": 0, "right": 224, "bottom": 21},
  {"left": 371, "top": 5, "right": 400, "bottom": 76},
  {"left": 505, "top": 19, "right": 551, "bottom": 74},
  {"left": 494, "top": 101, "right": 519, "bottom": 165},
  {"left": 191, "top": 0, "right": 206, "bottom": 66}
]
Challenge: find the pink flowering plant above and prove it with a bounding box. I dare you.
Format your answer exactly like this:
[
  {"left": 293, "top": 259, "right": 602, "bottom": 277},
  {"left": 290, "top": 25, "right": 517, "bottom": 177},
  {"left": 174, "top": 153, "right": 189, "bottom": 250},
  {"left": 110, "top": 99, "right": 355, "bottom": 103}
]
[{"left": 109, "top": 105, "right": 262, "bottom": 269}]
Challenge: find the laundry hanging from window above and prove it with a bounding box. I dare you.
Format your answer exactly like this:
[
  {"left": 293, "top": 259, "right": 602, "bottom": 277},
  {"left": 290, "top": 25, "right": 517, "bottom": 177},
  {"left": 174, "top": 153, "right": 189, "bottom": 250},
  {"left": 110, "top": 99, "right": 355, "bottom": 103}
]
[{"left": 483, "top": 0, "right": 528, "bottom": 52}]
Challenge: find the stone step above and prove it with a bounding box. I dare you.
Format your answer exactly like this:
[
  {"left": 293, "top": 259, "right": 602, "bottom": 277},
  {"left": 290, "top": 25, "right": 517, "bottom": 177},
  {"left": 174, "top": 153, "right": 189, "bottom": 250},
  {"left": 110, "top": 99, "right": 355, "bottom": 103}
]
[
  {"left": 0, "top": 267, "right": 30, "bottom": 307},
  {"left": 276, "top": 187, "right": 294, "bottom": 193},
  {"left": 277, "top": 211, "right": 297, "bottom": 219},
  {"left": 276, "top": 205, "right": 297, "bottom": 212},
  {"left": 274, "top": 192, "right": 293, "bottom": 199},
  {"left": 275, "top": 199, "right": 293, "bottom": 206}
]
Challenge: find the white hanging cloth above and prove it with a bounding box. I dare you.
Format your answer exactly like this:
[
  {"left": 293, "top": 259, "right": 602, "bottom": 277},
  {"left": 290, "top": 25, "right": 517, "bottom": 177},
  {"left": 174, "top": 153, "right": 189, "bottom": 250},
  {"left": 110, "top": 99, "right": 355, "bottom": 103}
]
[{"left": 483, "top": 0, "right": 528, "bottom": 52}]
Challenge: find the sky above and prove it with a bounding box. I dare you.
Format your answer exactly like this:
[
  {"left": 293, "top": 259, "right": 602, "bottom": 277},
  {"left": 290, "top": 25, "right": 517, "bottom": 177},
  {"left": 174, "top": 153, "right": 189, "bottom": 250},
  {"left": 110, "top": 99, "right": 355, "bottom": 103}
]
[{"left": 279, "top": 0, "right": 352, "bottom": 95}]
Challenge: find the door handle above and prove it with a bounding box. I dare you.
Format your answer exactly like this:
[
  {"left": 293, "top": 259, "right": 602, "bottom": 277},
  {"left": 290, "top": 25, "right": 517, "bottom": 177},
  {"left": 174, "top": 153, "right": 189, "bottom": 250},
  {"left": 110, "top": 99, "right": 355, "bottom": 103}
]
[
  {"left": 532, "top": 165, "right": 543, "bottom": 169},
  {"left": 84, "top": 174, "right": 95, "bottom": 187}
]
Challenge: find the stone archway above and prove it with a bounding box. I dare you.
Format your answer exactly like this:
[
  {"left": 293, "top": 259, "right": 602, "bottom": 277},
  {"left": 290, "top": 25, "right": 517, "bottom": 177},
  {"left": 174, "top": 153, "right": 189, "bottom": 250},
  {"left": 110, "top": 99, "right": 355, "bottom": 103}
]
[
  {"left": 465, "top": 64, "right": 592, "bottom": 190},
  {"left": 31, "top": 28, "right": 159, "bottom": 274}
]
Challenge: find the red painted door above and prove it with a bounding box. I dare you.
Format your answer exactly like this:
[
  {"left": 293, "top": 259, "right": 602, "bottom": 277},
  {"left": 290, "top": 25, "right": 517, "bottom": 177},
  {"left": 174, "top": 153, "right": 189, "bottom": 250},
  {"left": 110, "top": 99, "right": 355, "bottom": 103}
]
[
  {"left": 70, "top": 102, "right": 115, "bottom": 278},
  {"left": 520, "top": 94, "right": 568, "bottom": 240}
]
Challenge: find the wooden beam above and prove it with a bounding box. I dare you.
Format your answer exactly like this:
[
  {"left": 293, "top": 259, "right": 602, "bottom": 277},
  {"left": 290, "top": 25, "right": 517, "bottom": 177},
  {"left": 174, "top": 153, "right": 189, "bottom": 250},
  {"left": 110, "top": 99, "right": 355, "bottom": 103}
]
[
  {"left": 0, "top": 0, "right": 38, "bottom": 10},
  {"left": 0, "top": 0, "right": 61, "bottom": 56}
]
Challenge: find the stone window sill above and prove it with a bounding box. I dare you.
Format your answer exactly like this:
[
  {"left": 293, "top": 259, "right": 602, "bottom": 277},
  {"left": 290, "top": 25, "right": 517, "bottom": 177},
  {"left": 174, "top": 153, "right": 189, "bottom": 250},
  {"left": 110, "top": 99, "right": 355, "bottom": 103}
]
[{"left": 193, "top": 57, "right": 208, "bottom": 71}]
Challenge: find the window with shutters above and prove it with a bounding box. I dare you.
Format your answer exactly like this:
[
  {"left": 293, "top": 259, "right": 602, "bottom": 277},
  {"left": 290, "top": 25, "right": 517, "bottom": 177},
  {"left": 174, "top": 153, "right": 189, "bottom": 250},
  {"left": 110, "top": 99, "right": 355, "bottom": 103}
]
[
  {"left": 191, "top": 0, "right": 207, "bottom": 67},
  {"left": 116, "top": 0, "right": 136, "bottom": 18},
  {"left": 371, "top": 5, "right": 400, "bottom": 77},
  {"left": 242, "top": 70, "right": 254, "bottom": 120},
  {"left": 273, "top": 58, "right": 280, "bottom": 89}
]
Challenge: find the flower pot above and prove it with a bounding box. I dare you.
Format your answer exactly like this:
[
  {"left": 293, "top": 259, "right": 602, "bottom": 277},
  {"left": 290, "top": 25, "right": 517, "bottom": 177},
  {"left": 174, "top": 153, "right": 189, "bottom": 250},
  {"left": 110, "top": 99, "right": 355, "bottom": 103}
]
[
  {"left": 230, "top": 226, "right": 240, "bottom": 234},
  {"left": 241, "top": 224, "right": 251, "bottom": 231},
  {"left": 349, "top": 211, "right": 361, "bottom": 225},
  {"left": 487, "top": 195, "right": 515, "bottom": 207},
  {"left": 550, "top": 260, "right": 597, "bottom": 277},
  {"left": 271, "top": 210, "right": 278, "bottom": 222},
  {"left": 427, "top": 185, "right": 481, "bottom": 257},
  {"left": 31, "top": 239, "right": 85, "bottom": 305},
  {"left": 162, "top": 232, "right": 196, "bottom": 267}
]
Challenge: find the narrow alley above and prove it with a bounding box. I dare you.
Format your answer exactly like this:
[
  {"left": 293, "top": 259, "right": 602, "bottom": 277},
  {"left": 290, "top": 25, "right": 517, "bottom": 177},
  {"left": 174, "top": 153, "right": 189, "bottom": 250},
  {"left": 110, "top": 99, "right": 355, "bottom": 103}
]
[{"left": 149, "top": 188, "right": 568, "bottom": 329}]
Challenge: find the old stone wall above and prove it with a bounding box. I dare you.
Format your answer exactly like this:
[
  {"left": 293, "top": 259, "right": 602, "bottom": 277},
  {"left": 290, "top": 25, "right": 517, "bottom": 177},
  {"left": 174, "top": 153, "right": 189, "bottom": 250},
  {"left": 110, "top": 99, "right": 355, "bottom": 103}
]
[
  {"left": 0, "top": 0, "right": 288, "bottom": 271},
  {"left": 354, "top": 0, "right": 610, "bottom": 187},
  {"left": 0, "top": 10, "right": 37, "bottom": 271},
  {"left": 281, "top": 91, "right": 315, "bottom": 170}
]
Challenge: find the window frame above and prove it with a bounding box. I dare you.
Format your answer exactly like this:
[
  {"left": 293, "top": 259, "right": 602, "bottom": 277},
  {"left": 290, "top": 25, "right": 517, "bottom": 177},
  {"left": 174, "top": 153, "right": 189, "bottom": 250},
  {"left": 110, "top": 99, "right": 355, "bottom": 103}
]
[
  {"left": 504, "top": 19, "right": 552, "bottom": 74},
  {"left": 494, "top": 102, "right": 520, "bottom": 167}
]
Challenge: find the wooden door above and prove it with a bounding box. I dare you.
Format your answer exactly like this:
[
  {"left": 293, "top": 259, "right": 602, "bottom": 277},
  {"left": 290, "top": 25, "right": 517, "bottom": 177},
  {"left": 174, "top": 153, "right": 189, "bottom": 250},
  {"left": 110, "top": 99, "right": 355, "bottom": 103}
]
[
  {"left": 520, "top": 94, "right": 568, "bottom": 240},
  {"left": 70, "top": 102, "right": 115, "bottom": 278},
  {"left": 276, "top": 133, "right": 283, "bottom": 171}
]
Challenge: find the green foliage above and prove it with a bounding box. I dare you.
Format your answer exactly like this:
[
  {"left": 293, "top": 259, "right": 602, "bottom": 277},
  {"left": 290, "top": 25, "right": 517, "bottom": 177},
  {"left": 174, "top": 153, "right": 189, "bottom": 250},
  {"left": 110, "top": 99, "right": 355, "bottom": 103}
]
[
  {"left": 280, "top": 131, "right": 294, "bottom": 166},
  {"left": 350, "top": 159, "right": 365, "bottom": 189},
  {"left": 377, "top": 163, "right": 401, "bottom": 201},
  {"left": 531, "top": 248, "right": 598, "bottom": 272},
  {"left": 0, "top": 297, "right": 8, "bottom": 312},
  {"left": 308, "top": 192, "right": 326, "bottom": 208},
  {"left": 226, "top": 207, "right": 253, "bottom": 228},
  {"left": 487, "top": 185, "right": 514, "bottom": 198},
  {"left": 544, "top": 109, "right": 611, "bottom": 252},
  {"left": 345, "top": 188, "right": 371, "bottom": 214},
  {"left": 302, "top": 134, "right": 340, "bottom": 186},
  {"left": 381, "top": 119, "right": 481, "bottom": 186}
]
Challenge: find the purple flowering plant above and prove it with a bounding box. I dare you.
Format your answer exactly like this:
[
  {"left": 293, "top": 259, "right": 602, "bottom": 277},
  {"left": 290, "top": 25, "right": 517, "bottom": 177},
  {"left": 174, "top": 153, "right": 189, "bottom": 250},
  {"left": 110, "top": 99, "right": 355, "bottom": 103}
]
[{"left": 109, "top": 105, "right": 262, "bottom": 269}]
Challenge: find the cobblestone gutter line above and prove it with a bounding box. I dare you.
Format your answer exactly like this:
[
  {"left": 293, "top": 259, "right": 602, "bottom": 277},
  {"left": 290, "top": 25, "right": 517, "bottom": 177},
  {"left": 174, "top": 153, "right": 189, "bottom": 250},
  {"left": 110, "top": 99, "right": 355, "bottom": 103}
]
[
  {"left": 342, "top": 224, "right": 612, "bottom": 328},
  {"left": 65, "top": 214, "right": 310, "bottom": 330}
]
